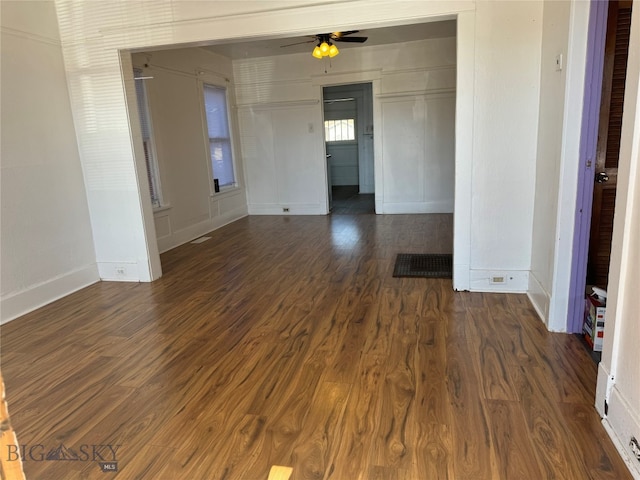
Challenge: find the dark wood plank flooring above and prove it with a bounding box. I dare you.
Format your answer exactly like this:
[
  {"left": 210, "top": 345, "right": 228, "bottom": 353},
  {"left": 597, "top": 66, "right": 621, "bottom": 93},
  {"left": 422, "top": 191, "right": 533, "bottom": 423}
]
[
  {"left": 0, "top": 214, "right": 631, "bottom": 479},
  {"left": 331, "top": 186, "right": 375, "bottom": 215}
]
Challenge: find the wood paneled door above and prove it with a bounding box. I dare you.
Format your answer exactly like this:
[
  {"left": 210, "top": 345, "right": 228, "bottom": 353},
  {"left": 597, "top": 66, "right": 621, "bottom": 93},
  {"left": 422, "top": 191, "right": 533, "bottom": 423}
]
[{"left": 588, "top": 0, "right": 633, "bottom": 288}]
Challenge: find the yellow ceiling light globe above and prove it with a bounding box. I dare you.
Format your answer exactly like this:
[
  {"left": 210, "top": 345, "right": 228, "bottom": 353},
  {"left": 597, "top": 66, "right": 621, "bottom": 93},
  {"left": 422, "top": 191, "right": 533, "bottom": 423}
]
[
  {"left": 319, "top": 42, "right": 330, "bottom": 56},
  {"left": 312, "top": 46, "right": 323, "bottom": 59},
  {"left": 328, "top": 44, "right": 339, "bottom": 57}
]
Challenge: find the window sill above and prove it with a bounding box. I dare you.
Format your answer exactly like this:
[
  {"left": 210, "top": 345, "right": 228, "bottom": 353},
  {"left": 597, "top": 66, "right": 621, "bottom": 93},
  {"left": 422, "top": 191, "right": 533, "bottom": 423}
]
[
  {"left": 210, "top": 186, "right": 242, "bottom": 199},
  {"left": 153, "top": 204, "right": 172, "bottom": 214}
]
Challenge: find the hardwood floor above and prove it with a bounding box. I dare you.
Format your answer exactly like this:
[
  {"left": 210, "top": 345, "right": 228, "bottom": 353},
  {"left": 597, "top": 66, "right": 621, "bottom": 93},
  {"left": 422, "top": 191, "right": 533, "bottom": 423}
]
[
  {"left": 331, "top": 186, "right": 375, "bottom": 215},
  {"left": 0, "top": 214, "right": 632, "bottom": 479}
]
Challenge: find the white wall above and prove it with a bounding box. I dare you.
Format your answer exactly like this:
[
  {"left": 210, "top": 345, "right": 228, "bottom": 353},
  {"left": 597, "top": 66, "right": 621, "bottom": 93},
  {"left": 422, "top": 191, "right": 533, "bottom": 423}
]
[
  {"left": 0, "top": 0, "right": 98, "bottom": 323},
  {"left": 238, "top": 102, "right": 326, "bottom": 214},
  {"left": 131, "top": 48, "right": 248, "bottom": 253},
  {"left": 234, "top": 37, "right": 456, "bottom": 215},
  {"left": 529, "top": 0, "right": 572, "bottom": 324},
  {"left": 596, "top": 4, "right": 640, "bottom": 476},
  {"left": 53, "top": 1, "right": 165, "bottom": 283},
  {"left": 380, "top": 93, "right": 455, "bottom": 213},
  {"left": 468, "top": 0, "right": 543, "bottom": 292}
]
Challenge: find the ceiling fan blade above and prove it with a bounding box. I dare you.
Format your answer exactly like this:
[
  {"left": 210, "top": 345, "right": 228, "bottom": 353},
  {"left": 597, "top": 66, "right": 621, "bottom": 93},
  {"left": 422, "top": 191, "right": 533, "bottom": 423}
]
[
  {"left": 334, "top": 36, "right": 368, "bottom": 43},
  {"left": 332, "top": 30, "right": 360, "bottom": 38},
  {"left": 280, "top": 39, "right": 316, "bottom": 48}
]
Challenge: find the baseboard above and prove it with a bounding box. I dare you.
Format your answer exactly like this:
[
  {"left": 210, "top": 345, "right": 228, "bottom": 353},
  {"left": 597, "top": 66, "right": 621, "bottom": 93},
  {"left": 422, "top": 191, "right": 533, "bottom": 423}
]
[
  {"left": 603, "top": 386, "right": 640, "bottom": 479},
  {"left": 247, "top": 203, "right": 326, "bottom": 215},
  {"left": 98, "top": 262, "right": 141, "bottom": 282},
  {"left": 379, "top": 200, "right": 454, "bottom": 214},
  {"left": 595, "top": 362, "right": 611, "bottom": 418},
  {"left": 527, "top": 271, "right": 550, "bottom": 326},
  {"left": 157, "top": 209, "right": 248, "bottom": 254},
  {"left": 469, "top": 269, "right": 529, "bottom": 293},
  {"left": 0, "top": 264, "right": 99, "bottom": 324}
]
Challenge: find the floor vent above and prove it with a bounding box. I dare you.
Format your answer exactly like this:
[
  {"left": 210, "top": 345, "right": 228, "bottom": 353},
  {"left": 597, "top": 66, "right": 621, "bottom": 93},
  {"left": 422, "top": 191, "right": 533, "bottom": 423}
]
[
  {"left": 191, "top": 236, "right": 211, "bottom": 244},
  {"left": 393, "top": 253, "right": 453, "bottom": 278}
]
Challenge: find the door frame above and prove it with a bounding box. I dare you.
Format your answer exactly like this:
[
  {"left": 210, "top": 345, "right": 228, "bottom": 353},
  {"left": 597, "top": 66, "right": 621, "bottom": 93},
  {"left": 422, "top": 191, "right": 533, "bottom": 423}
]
[
  {"left": 322, "top": 83, "right": 373, "bottom": 205},
  {"left": 122, "top": 8, "right": 474, "bottom": 291},
  {"left": 313, "top": 73, "right": 380, "bottom": 213},
  {"left": 567, "top": 0, "right": 610, "bottom": 333}
]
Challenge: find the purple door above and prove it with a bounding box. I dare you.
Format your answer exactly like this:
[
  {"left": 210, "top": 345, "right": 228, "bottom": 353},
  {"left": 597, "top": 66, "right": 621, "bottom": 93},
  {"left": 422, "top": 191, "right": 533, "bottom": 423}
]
[{"left": 567, "top": 0, "right": 609, "bottom": 333}]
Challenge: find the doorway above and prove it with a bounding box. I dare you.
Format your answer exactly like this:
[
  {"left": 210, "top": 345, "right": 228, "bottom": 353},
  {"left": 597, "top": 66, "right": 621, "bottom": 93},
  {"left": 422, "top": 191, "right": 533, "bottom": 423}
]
[{"left": 322, "top": 83, "right": 375, "bottom": 214}]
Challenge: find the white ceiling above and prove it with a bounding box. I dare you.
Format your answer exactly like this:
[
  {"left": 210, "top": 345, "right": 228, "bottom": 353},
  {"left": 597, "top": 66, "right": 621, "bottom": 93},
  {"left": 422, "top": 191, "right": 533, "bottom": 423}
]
[{"left": 203, "top": 20, "right": 456, "bottom": 60}]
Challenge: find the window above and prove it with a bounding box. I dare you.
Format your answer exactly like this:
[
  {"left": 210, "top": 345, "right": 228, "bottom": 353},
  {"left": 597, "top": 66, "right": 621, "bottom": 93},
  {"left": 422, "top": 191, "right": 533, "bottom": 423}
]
[
  {"left": 324, "top": 119, "right": 355, "bottom": 142},
  {"left": 134, "top": 69, "right": 161, "bottom": 208},
  {"left": 203, "top": 84, "right": 235, "bottom": 189}
]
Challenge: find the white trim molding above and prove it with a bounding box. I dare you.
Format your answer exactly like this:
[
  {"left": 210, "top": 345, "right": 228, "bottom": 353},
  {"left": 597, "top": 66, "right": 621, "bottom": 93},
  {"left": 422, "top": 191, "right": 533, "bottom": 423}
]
[
  {"left": 527, "top": 270, "right": 551, "bottom": 327},
  {"left": 0, "top": 265, "right": 99, "bottom": 324},
  {"left": 247, "top": 203, "right": 326, "bottom": 216},
  {"left": 469, "top": 269, "right": 529, "bottom": 293},
  {"left": 380, "top": 200, "right": 454, "bottom": 214},
  {"left": 603, "top": 386, "right": 640, "bottom": 479}
]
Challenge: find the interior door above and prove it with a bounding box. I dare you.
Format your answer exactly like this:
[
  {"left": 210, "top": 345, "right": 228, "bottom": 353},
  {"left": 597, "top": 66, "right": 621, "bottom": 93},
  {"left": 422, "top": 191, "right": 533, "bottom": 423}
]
[{"left": 587, "top": 0, "right": 632, "bottom": 289}]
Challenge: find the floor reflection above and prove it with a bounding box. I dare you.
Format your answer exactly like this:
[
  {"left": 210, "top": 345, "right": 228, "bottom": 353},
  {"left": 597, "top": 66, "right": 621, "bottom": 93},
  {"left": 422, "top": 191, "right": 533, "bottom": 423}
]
[{"left": 330, "top": 215, "right": 362, "bottom": 250}]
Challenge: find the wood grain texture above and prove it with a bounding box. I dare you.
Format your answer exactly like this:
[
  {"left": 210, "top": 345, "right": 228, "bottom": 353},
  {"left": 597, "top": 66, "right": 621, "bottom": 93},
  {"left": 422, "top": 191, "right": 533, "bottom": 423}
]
[
  {"left": 0, "top": 214, "right": 633, "bottom": 479},
  {"left": 485, "top": 399, "right": 542, "bottom": 479},
  {"left": 327, "top": 354, "right": 384, "bottom": 480}
]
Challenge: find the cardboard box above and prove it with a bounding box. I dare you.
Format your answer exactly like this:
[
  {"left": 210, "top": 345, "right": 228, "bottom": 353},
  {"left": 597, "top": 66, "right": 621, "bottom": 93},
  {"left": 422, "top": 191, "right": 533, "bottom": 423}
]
[{"left": 583, "top": 295, "right": 606, "bottom": 352}]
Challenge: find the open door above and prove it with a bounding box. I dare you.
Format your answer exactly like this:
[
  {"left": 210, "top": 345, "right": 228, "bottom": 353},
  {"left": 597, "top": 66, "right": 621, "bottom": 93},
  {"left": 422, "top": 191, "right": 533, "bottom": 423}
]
[
  {"left": 326, "top": 153, "right": 333, "bottom": 211},
  {"left": 587, "top": 0, "right": 632, "bottom": 289},
  {"left": 322, "top": 83, "right": 374, "bottom": 214}
]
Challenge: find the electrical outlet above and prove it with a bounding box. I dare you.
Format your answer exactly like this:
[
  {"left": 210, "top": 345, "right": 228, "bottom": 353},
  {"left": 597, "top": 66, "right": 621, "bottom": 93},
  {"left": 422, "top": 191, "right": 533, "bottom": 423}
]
[
  {"left": 115, "top": 266, "right": 126, "bottom": 275},
  {"left": 282, "top": 207, "right": 290, "bottom": 213},
  {"left": 489, "top": 273, "right": 515, "bottom": 285},
  {"left": 630, "top": 437, "right": 640, "bottom": 462}
]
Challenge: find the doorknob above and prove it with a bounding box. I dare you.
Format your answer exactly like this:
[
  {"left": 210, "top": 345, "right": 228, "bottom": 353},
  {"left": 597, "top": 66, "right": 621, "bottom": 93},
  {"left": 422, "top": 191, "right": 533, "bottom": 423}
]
[
  {"left": 595, "top": 172, "right": 609, "bottom": 183},
  {"left": 326, "top": 154, "right": 332, "bottom": 158}
]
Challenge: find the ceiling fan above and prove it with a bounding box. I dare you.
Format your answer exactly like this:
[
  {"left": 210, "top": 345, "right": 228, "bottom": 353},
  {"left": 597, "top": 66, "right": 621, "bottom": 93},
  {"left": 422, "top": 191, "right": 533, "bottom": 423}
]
[{"left": 281, "top": 31, "right": 368, "bottom": 58}]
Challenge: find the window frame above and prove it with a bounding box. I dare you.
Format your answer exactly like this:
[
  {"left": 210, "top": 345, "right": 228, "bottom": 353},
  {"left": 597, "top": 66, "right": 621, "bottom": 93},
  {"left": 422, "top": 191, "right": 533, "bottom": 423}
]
[
  {"left": 200, "top": 82, "right": 239, "bottom": 195},
  {"left": 133, "top": 68, "right": 164, "bottom": 209},
  {"left": 324, "top": 118, "right": 357, "bottom": 144}
]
